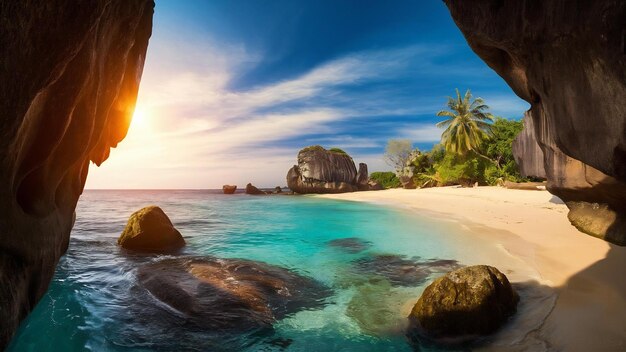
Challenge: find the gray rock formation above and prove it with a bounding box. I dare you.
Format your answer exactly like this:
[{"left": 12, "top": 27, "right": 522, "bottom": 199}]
[
  {"left": 444, "top": 0, "right": 626, "bottom": 245},
  {"left": 356, "top": 163, "right": 369, "bottom": 191},
  {"left": 118, "top": 206, "right": 185, "bottom": 253},
  {"left": 287, "top": 146, "right": 363, "bottom": 194},
  {"left": 512, "top": 113, "right": 546, "bottom": 179},
  {"left": 0, "top": 1, "right": 153, "bottom": 346},
  {"left": 408, "top": 265, "right": 518, "bottom": 342}
]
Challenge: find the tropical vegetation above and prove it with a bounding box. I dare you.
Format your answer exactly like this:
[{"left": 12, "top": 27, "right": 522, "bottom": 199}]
[
  {"left": 369, "top": 172, "right": 401, "bottom": 189},
  {"left": 373, "top": 89, "right": 534, "bottom": 189}
]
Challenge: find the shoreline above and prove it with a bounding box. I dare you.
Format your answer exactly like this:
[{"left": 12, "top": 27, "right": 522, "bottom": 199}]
[{"left": 315, "top": 186, "right": 626, "bottom": 351}]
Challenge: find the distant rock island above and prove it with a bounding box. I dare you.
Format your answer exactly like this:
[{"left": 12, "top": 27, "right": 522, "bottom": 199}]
[{"left": 287, "top": 146, "right": 377, "bottom": 194}]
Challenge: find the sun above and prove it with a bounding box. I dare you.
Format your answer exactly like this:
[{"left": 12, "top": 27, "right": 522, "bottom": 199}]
[{"left": 130, "top": 105, "right": 150, "bottom": 130}]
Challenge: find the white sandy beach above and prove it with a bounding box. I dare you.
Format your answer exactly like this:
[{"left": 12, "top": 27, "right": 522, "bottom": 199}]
[{"left": 316, "top": 187, "right": 626, "bottom": 351}]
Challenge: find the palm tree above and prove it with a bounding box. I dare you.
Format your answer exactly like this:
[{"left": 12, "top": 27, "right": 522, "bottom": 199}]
[{"left": 436, "top": 89, "right": 493, "bottom": 156}]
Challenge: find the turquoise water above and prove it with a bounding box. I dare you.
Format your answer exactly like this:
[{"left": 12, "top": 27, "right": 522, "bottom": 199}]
[{"left": 9, "top": 190, "right": 470, "bottom": 351}]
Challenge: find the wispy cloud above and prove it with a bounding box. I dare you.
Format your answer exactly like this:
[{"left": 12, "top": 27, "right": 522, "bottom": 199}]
[{"left": 396, "top": 124, "right": 443, "bottom": 143}]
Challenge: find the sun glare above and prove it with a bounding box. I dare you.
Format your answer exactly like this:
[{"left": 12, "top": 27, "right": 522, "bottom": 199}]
[{"left": 130, "top": 105, "right": 150, "bottom": 131}]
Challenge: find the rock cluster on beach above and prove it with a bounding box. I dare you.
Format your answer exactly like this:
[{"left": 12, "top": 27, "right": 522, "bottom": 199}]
[
  {"left": 444, "top": 0, "right": 626, "bottom": 245},
  {"left": 286, "top": 146, "right": 379, "bottom": 194},
  {"left": 0, "top": 1, "right": 154, "bottom": 346},
  {"left": 408, "top": 265, "right": 519, "bottom": 342},
  {"left": 118, "top": 206, "right": 185, "bottom": 253}
]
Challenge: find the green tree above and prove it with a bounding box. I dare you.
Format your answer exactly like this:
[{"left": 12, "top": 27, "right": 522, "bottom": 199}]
[
  {"left": 482, "top": 117, "right": 525, "bottom": 183},
  {"left": 436, "top": 89, "right": 493, "bottom": 157},
  {"left": 482, "top": 117, "right": 523, "bottom": 169}
]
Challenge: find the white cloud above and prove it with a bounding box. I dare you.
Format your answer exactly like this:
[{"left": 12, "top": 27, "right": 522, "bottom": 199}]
[
  {"left": 396, "top": 124, "right": 443, "bottom": 143},
  {"left": 479, "top": 94, "right": 530, "bottom": 118},
  {"left": 304, "top": 135, "right": 381, "bottom": 149}
]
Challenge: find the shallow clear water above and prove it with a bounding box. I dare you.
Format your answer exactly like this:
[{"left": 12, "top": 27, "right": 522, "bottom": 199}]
[{"left": 9, "top": 190, "right": 473, "bottom": 352}]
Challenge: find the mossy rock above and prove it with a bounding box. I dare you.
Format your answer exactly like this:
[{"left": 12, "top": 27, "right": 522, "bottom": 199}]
[
  {"left": 299, "top": 145, "right": 326, "bottom": 153},
  {"left": 298, "top": 145, "right": 349, "bottom": 156},
  {"left": 408, "top": 265, "right": 518, "bottom": 339},
  {"left": 328, "top": 147, "right": 348, "bottom": 155}
]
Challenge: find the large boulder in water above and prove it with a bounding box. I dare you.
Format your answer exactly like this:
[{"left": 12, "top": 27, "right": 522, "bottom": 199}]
[
  {"left": 0, "top": 1, "right": 153, "bottom": 346},
  {"left": 245, "top": 183, "right": 266, "bottom": 195},
  {"left": 136, "top": 257, "right": 331, "bottom": 330},
  {"left": 118, "top": 206, "right": 185, "bottom": 253},
  {"left": 408, "top": 265, "right": 519, "bottom": 340},
  {"left": 222, "top": 185, "right": 237, "bottom": 194},
  {"left": 286, "top": 146, "right": 365, "bottom": 194},
  {"left": 443, "top": 0, "right": 626, "bottom": 245}
]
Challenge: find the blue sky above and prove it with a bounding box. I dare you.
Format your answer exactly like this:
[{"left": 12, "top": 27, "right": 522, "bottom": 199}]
[{"left": 86, "top": 0, "right": 529, "bottom": 189}]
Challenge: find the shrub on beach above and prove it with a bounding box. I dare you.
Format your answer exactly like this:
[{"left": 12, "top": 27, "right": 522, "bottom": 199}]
[{"left": 369, "top": 172, "right": 401, "bottom": 189}]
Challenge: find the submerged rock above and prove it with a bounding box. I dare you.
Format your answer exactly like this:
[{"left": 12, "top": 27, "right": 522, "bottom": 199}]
[
  {"left": 352, "top": 254, "right": 461, "bottom": 287},
  {"left": 118, "top": 206, "right": 185, "bottom": 253},
  {"left": 327, "top": 237, "right": 372, "bottom": 253},
  {"left": 222, "top": 185, "right": 237, "bottom": 194},
  {"left": 136, "top": 257, "right": 331, "bottom": 330},
  {"left": 286, "top": 146, "right": 364, "bottom": 194},
  {"left": 346, "top": 279, "right": 413, "bottom": 337},
  {"left": 408, "top": 265, "right": 519, "bottom": 340},
  {"left": 245, "top": 183, "right": 266, "bottom": 195}
]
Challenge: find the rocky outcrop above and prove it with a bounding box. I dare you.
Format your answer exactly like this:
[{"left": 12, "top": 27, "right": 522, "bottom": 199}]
[
  {"left": 367, "top": 179, "right": 384, "bottom": 191},
  {"left": 136, "top": 257, "right": 331, "bottom": 330},
  {"left": 274, "top": 186, "right": 283, "bottom": 194},
  {"left": 444, "top": 0, "right": 626, "bottom": 245},
  {"left": 118, "top": 206, "right": 185, "bottom": 253},
  {"left": 356, "top": 163, "right": 369, "bottom": 191},
  {"left": 0, "top": 1, "right": 153, "bottom": 346},
  {"left": 408, "top": 265, "right": 518, "bottom": 342},
  {"left": 222, "top": 185, "right": 237, "bottom": 194},
  {"left": 399, "top": 175, "right": 416, "bottom": 189},
  {"left": 245, "top": 183, "right": 266, "bottom": 195},
  {"left": 512, "top": 113, "right": 546, "bottom": 179},
  {"left": 287, "top": 146, "right": 363, "bottom": 194}
]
